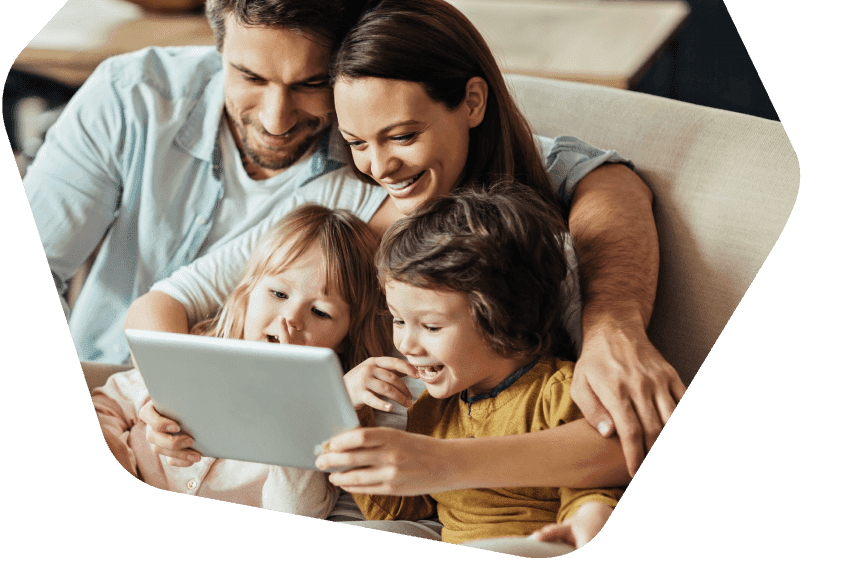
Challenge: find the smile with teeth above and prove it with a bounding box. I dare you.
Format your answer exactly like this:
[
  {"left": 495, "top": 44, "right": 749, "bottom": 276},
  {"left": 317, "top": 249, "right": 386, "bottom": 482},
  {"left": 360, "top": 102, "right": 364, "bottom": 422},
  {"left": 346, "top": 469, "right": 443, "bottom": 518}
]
[
  {"left": 267, "top": 334, "right": 281, "bottom": 344},
  {"left": 385, "top": 172, "right": 424, "bottom": 191},
  {"left": 415, "top": 364, "right": 444, "bottom": 381}
]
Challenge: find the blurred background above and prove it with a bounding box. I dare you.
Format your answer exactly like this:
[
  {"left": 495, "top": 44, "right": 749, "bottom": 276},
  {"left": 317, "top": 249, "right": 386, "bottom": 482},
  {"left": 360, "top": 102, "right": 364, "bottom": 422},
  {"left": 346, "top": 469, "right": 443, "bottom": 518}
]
[{"left": 4, "top": 0, "right": 779, "bottom": 177}]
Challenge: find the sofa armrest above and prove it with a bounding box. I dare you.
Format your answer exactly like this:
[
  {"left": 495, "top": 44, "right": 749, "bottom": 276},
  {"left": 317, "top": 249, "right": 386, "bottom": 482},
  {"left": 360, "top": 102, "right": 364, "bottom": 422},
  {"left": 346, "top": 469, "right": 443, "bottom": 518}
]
[{"left": 81, "top": 361, "right": 133, "bottom": 392}]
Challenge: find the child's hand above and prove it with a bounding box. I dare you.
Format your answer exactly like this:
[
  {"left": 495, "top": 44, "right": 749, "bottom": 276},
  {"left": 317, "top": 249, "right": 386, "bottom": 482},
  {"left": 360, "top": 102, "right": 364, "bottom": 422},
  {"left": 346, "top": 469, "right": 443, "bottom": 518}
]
[
  {"left": 531, "top": 501, "right": 613, "bottom": 549},
  {"left": 139, "top": 400, "right": 202, "bottom": 466},
  {"left": 343, "top": 357, "right": 418, "bottom": 412}
]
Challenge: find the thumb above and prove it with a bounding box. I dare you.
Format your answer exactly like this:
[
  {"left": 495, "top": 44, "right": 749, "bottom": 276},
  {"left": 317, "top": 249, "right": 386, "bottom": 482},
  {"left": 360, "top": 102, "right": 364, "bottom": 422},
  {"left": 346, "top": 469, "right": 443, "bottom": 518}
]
[{"left": 570, "top": 369, "right": 615, "bottom": 437}]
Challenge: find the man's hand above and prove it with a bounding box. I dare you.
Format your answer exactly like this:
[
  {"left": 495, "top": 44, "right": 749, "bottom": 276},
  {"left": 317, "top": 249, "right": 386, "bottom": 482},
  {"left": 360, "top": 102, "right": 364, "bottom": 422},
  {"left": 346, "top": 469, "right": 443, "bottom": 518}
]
[
  {"left": 571, "top": 322, "right": 686, "bottom": 477},
  {"left": 139, "top": 400, "right": 201, "bottom": 467},
  {"left": 532, "top": 501, "right": 614, "bottom": 548},
  {"left": 569, "top": 163, "right": 685, "bottom": 477},
  {"left": 316, "top": 427, "right": 455, "bottom": 496}
]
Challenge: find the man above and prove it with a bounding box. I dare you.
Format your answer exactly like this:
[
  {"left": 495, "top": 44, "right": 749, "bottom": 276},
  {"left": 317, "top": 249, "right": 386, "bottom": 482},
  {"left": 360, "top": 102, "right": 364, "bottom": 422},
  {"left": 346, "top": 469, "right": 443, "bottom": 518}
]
[{"left": 24, "top": 0, "right": 682, "bottom": 477}]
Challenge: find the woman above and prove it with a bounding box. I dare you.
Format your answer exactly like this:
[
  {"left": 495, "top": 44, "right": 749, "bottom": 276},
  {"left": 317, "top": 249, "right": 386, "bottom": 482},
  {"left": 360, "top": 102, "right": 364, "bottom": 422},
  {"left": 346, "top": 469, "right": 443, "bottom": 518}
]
[{"left": 128, "top": 0, "right": 681, "bottom": 544}]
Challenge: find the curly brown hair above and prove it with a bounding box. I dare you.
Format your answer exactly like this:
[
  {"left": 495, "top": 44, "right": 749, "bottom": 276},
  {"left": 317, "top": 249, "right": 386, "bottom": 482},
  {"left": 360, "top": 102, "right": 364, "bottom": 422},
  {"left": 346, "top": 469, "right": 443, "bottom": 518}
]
[{"left": 376, "top": 181, "right": 575, "bottom": 360}]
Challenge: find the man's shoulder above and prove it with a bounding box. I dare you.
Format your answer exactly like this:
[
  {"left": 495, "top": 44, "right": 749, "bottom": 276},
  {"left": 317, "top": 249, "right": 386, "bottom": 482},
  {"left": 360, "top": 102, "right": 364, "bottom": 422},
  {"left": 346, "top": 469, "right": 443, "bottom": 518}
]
[{"left": 93, "top": 45, "right": 222, "bottom": 100}]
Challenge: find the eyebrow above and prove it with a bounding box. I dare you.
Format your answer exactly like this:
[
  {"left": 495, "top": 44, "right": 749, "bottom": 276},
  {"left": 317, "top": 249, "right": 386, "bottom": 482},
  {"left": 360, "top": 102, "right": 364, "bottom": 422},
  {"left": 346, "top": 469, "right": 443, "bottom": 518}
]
[
  {"left": 229, "top": 62, "right": 330, "bottom": 86},
  {"left": 338, "top": 120, "right": 422, "bottom": 139}
]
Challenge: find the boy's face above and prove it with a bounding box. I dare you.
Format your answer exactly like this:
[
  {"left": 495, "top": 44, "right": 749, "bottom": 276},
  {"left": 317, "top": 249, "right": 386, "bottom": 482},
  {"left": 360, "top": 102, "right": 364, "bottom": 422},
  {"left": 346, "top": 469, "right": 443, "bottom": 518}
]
[{"left": 385, "top": 280, "right": 521, "bottom": 398}]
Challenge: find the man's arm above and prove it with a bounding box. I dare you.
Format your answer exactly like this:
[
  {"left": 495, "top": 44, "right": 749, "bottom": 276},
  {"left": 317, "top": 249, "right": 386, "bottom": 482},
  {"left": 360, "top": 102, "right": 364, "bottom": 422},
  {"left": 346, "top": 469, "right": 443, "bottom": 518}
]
[
  {"left": 23, "top": 62, "right": 125, "bottom": 311},
  {"left": 568, "top": 163, "right": 686, "bottom": 477}
]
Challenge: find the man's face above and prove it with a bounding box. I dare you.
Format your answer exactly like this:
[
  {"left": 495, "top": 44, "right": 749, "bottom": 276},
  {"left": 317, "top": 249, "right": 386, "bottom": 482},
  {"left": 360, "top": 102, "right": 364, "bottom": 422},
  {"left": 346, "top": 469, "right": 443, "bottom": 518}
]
[{"left": 221, "top": 15, "right": 335, "bottom": 178}]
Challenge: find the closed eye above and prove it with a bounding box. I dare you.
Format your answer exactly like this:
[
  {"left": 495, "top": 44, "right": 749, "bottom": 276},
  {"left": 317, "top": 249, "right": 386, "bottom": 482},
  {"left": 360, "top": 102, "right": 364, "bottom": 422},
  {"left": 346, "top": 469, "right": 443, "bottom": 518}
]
[
  {"left": 312, "top": 307, "right": 331, "bottom": 319},
  {"left": 390, "top": 132, "right": 418, "bottom": 144},
  {"left": 424, "top": 325, "right": 441, "bottom": 333},
  {"left": 345, "top": 139, "right": 366, "bottom": 151}
]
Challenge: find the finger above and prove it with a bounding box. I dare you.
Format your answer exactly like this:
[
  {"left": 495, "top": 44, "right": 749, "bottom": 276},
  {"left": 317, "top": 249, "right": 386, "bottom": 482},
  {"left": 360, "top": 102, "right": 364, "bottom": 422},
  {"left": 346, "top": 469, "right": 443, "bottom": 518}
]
[
  {"left": 368, "top": 372, "right": 413, "bottom": 406},
  {"left": 534, "top": 523, "right": 576, "bottom": 546},
  {"left": 323, "top": 427, "right": 391, "bottom": 453},
  {"left": 315, "top": 447, "right": 386, "bottom": 472},
  {"left": 604, "top": 399, "right": 644, "bottom": 477},
  {"left": 145, "top": 427, "right": 193, "bottom": 452},
  {"left": 655, "top": 388, "right": 679, "bottom": 425},
  {"left": 361, "top": 390, "right": 396, "bottom": 413},
  {"left": 371, "top": 356, "right": 420, "bottom": 379},
  {"left": 630, "top": 383, "right": 665, "bottom": 453},
  {"left": 327, "top": 464, "right": 398, "bottom": 490},
  {"left": 571, "top": 372, "right": 615, "bottom": 437},
  {"left": 150, "top": 443, "right": 202, "bottom": 465},
  {"left": 670, "top": 372, "right": 688, "bottom": 403},
  {"left": 139, "top": 401, "right": 181, "bottom": 433}
]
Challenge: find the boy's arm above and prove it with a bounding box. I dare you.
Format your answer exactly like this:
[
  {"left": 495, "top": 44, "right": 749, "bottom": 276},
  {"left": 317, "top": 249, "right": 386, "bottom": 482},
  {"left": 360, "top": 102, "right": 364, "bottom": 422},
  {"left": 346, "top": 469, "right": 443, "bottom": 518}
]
[{"left": 568, "top": 163, "right": 687, "bottom": 476}]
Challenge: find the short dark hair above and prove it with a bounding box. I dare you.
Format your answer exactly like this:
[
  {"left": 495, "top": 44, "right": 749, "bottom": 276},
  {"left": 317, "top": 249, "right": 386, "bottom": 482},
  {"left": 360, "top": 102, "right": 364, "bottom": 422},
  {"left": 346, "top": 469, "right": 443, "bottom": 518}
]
[
  {"left": 377, "top": 181, "right": 575, "bottom": 360},
  {"left": 206, "top": 0, "right": 368, "bottom": 51},
  {"left": 331, "top": 0, "right": 553, "bottom": 204}
]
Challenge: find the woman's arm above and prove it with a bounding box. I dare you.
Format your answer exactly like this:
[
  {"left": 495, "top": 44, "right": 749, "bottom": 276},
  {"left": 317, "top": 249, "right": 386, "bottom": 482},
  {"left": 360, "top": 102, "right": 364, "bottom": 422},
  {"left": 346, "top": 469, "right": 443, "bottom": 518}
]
[
  {"left": 316, "top": 419, "right": 629, "bottom": 495},
  {"left": 568, "top": 163, "right": 687, "bottom": 476}
]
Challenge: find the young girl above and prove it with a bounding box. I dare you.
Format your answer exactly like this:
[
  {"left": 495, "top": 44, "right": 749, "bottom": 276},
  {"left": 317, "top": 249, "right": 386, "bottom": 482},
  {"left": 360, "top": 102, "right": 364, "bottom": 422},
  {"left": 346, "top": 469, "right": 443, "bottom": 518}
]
[
  {"left": 92, "top": 204, "right": 390, "bottom": 517},
  {"left": 337, "top": 182, "right": 623, "bottom": 549}
]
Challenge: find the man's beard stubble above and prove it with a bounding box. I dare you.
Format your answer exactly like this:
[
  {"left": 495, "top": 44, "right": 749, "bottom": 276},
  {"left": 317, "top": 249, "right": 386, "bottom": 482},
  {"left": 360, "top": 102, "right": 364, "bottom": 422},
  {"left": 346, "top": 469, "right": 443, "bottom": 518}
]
[{"left": 229, "top": 109, "right": 333, "bottom": 172}]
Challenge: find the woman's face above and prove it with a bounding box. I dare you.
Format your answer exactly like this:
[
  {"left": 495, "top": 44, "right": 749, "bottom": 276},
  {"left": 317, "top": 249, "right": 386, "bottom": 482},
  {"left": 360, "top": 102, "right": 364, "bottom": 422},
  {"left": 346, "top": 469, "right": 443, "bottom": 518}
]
[{"left": 335, "top": 77, "right": 485, "bottom": 216}]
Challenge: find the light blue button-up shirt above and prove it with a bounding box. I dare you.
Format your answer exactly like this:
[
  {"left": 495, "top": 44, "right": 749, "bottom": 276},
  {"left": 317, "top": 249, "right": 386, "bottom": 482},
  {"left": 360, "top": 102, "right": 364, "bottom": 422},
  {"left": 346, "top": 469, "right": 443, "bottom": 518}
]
[{"left": 24, "top": 46, "right": 350, "bottom": 363}]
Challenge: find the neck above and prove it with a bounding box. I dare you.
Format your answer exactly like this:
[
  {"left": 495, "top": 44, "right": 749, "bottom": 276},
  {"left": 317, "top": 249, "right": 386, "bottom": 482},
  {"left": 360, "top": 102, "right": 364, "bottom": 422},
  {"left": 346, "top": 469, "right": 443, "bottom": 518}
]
[{"left": 466, "top": 354, "right": 537, "bottom": 397}]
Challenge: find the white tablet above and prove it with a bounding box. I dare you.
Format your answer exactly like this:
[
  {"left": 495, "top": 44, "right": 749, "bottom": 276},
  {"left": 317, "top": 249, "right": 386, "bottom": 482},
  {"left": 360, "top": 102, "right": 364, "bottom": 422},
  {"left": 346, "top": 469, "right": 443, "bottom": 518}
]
[{"left": 124, "top": 328, "right": 359, "bottom": 470}]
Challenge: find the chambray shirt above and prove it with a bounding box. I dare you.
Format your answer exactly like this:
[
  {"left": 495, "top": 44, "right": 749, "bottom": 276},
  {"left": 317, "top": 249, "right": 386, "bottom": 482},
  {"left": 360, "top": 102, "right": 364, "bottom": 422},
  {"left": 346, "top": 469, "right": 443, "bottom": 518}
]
[{"left": 23, "top": 46, "right": 357, "bottom": 364}]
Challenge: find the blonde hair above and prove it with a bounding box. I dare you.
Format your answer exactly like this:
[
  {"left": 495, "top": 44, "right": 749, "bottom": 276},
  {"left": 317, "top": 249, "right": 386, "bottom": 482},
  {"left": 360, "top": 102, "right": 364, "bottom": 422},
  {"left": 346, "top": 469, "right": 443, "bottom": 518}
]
[{"left": 191, "top": 204, "right": 390, "bottom": 371}]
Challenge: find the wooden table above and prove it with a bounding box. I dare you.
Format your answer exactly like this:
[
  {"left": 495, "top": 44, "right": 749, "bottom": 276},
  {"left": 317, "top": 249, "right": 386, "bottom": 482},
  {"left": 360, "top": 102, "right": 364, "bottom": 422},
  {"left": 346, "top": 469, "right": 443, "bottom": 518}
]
[
  {"left": 449, "top": 0, "right": 689, "bottom": 89},
  {"left": 13, "top": 0, "right": 213, "bottom": 87},
  {"left": 14, "top": 0, "right": 688, "bottom": 90}
]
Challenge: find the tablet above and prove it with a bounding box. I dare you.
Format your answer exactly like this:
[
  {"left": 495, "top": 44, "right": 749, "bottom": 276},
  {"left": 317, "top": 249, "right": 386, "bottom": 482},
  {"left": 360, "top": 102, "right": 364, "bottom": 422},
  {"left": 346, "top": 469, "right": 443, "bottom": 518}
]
[{"left": 124, "top": 328, "right": 359, "bottom": 470}]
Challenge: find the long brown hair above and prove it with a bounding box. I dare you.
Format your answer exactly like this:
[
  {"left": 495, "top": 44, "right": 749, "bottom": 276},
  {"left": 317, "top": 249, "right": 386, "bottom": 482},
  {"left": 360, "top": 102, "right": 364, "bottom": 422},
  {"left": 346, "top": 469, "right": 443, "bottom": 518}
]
[
  {"left": 191, "top": 204, "right": 391, "bottom": 371},
  {"left": 331, "top": 0, "right": 554, "bottom": 204}
]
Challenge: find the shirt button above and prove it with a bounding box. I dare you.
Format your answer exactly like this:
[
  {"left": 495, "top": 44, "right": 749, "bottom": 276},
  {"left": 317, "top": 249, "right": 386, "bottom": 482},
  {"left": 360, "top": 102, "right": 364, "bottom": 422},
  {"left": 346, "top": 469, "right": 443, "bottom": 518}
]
[{"left": 187, "top": 479, "right": 198, "bottom": 490}]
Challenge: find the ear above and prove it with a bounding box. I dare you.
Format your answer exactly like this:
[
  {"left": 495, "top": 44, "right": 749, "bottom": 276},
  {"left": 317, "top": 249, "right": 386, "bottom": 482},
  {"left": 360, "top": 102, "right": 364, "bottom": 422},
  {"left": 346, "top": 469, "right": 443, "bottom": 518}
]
[{"left": 464, "top": 77, "right": 488, "bottom": 129}]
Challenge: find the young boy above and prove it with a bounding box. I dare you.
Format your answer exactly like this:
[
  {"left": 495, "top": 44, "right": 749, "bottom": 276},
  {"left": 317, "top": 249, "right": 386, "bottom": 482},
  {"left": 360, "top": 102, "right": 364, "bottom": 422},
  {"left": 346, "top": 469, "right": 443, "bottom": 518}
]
[{"left": 344, "top": 182, "right": 623, "bottom": 547}]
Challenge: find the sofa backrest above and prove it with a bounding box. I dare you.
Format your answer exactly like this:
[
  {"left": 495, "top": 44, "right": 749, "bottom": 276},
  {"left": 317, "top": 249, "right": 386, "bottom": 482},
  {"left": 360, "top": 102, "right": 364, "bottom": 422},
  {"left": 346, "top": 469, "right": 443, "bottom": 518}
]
[{"left": 507, "top": 74, "right": 799, "bottom": 386}]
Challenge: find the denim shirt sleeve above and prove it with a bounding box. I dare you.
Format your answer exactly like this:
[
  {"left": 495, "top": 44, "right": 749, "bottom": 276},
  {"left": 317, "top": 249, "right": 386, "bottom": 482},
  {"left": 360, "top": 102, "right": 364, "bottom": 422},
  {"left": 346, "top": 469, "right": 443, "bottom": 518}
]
[
  {"left": 23, "top": 59, "right": 125, "bottom": 291},
  {"left": 538, "top": 135, "right": 635, "bottom": 209}
]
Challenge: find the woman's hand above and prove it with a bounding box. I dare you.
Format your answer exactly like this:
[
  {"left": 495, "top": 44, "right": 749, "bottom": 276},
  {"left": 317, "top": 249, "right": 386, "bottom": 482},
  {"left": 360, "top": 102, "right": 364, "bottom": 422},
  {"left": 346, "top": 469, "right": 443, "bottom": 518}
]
[
  {"left": 315, "top": 427, "right": 456, "bottom": 496},
  {"left": 532, "top": 501, "right": 614, "bottom": 548},
  {"left": 571, "top": 324, "right": 686, "bottom": 478},
  {"left": 138, "top": 400, "right": 201, "bottom": 467},
  {"left": 343, "top": 357, "right": 417, "bottom": 412}
]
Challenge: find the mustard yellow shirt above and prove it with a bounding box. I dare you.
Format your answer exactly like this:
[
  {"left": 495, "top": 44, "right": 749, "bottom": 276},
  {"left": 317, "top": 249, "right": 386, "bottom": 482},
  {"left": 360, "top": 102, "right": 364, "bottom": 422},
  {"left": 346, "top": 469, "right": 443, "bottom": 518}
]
[{"left": 353, "top": 358, "right": 622, "bottom": 544}]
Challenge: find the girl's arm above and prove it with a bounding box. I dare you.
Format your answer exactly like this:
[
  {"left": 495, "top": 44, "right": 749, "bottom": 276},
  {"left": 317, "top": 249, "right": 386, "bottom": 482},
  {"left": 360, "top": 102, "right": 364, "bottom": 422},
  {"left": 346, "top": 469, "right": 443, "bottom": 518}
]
[{"left": 316, "top": 419, "right": 630, "bottom": 495}]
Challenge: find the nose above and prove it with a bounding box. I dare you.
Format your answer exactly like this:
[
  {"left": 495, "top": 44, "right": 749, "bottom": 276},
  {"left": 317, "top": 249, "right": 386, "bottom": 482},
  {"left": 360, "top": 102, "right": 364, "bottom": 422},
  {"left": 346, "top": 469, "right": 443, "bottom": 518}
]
[
  {"left": 395, "top": 326, "right": 421, "bottom": 357},
  {"left": 279, "top": 301, "right": 308, "bottom": 334},
  {"left": 368, "top": 146, "right": 401, "bottom": 181},
  {"left": 258, "top": 85, "right": 297, "bottom": 136}
]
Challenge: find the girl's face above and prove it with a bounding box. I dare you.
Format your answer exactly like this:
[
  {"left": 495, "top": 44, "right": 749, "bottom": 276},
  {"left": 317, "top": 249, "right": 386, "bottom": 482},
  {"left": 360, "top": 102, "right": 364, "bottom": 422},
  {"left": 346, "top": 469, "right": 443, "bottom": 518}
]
[
  {"left": 335, "top": 77, "right": 486, "bottom": 216},
  {"left": 243, "top": 242, "right": 351, "bottom": 351}
]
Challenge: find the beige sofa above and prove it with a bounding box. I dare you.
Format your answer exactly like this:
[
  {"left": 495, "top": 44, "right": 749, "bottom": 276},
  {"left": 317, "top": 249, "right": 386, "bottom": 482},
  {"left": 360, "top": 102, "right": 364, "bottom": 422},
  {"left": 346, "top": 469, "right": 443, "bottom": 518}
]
[{"left": 80, "top": 74, "right": 799, "bottom": 390}]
